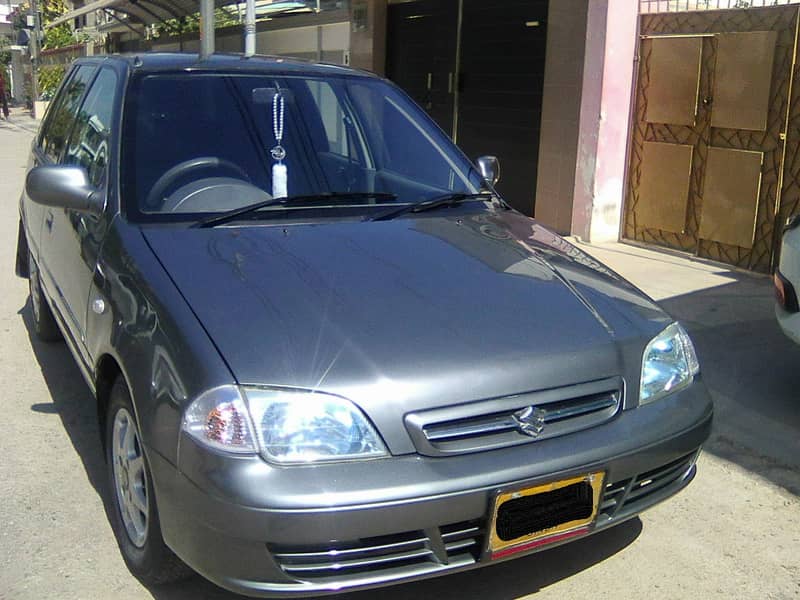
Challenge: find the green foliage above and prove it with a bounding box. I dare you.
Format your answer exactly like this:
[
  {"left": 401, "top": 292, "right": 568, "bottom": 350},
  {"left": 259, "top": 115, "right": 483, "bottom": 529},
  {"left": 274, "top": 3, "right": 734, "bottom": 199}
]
[
  {"left": 42, "top": 23, "right": 76, "bottom": 49},
  {"left": 0, "top": 36, "right": 12, "bottom": 66},
  {"left": 10, "top": 0, "right": 79, "bottom": 51},
  {"left": 41, "top": 0, "right": 70, "bottom": 23},
  {"left": 38, "top": 64, "right": 66, "bottom": 100},
  {"left": 151, "top": 7, "right": 240, "bottom": 39}
]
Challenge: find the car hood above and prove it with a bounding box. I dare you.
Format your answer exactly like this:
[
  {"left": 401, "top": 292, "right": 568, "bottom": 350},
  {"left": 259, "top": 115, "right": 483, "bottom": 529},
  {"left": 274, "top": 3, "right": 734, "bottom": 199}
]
[{"left": 142, "top": 206, "right": 670, "bottom": 452}]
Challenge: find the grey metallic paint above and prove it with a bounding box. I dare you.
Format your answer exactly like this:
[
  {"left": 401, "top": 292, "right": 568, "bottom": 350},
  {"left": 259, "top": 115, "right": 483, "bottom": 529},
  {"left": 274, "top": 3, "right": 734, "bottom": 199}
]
[{"left": 16, "top": 53, "right": 713, "bottom": 598}]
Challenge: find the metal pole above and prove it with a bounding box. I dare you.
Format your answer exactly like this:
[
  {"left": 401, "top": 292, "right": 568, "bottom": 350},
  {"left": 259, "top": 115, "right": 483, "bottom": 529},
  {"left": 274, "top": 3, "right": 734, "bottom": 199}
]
[
  {"left": 244, "top": 0, "right": 255, "bottom": 56},
  {"left": 199, "top": 0, "right": 215, "bottom": 59},
  {"left": 28, "top": 0, "right": 40, "bottom": 115}
]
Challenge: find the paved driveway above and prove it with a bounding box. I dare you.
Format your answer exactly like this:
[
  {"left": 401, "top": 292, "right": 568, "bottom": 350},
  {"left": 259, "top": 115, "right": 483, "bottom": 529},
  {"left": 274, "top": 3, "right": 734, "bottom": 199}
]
[{"left": 0, "top": 118, "right": 797, "bottom": 600}]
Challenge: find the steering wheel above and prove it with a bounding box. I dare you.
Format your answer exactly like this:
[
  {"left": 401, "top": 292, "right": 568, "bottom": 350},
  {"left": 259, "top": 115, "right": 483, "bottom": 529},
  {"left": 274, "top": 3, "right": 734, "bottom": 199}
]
[{"left": 145, "top": 157, "right": 251, "bottom": 209}]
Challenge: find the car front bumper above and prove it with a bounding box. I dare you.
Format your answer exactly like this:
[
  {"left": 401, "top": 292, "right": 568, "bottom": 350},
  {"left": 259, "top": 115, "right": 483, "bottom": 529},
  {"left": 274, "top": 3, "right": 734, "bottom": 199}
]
[{"left": 148, "top": 382, "right": 713, "bottom": 598}]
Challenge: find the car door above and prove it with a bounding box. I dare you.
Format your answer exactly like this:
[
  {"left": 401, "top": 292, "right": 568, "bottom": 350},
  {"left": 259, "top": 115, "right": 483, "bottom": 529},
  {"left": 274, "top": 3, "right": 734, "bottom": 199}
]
[
  {"left": 23, "top": 65, "right": 85, "bottom": 272},
  {"left": 39, "top": 65, "right": 118, "bottom": 359}
]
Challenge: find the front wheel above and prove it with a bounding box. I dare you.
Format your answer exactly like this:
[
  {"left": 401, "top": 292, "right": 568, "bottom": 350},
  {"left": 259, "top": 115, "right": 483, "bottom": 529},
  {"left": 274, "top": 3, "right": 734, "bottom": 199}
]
[{"left": 105, "top": 376, "right": 191, "bottom": 584}]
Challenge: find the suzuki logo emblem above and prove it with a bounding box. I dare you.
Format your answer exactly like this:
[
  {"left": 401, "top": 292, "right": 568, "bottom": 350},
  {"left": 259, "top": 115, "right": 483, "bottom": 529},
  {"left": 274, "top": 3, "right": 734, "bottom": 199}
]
[{"left": 512, "top": 406, "right": 547, "bottom": 438}]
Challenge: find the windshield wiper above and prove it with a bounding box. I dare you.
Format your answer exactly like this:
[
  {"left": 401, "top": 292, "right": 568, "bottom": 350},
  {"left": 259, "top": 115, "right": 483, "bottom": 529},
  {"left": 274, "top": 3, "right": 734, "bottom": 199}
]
[
  {"left": 369, "top": 192, "right": 494, "bottom": 222},
  {"left": 194, "top": 192, "right": 398, "bottom": 228}
]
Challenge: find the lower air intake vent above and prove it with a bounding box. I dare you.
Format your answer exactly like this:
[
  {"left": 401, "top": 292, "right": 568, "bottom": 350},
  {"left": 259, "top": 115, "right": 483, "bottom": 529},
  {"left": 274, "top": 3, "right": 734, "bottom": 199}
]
[
  {"left": 271, "top": 520, "right": 484, "bottom": 583},
  {"left": 600, "top": 452, "right": 698, "bottom": 519}
]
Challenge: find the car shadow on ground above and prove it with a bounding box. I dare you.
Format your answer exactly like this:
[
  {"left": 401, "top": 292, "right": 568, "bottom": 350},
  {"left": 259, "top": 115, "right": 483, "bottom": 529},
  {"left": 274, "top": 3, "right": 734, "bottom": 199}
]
[
  {"left": 19, "top": 298, "right": 644, "bottom": 600},
  {"left": 20, "top": 300, "right": 109, "bottom": 502},
  {"left": 659, "top": 272, "right": 800, "bottom": 496}
]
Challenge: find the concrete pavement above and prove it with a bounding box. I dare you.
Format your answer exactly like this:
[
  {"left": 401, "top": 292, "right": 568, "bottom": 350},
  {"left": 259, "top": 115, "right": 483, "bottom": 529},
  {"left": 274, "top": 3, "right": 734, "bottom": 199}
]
[
  {"left": 0, "top": 121, "right": 797, "bottom": 600},
  {"left": 1, "top": 106, "right": 42, "bottom": 135}
]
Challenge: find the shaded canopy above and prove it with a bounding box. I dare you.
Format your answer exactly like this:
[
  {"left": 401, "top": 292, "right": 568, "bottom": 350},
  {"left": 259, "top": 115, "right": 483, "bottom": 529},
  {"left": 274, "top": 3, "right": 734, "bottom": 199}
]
[{"left": 47, "top": 0, "right": 317, "bottom": 28}]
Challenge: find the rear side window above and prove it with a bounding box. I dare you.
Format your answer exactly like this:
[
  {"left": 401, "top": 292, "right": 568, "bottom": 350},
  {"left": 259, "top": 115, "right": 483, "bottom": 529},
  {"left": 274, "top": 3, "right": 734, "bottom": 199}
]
[
  {"left": 64, "top": 68, "right": 118, "bottom": 187},
  {"left": 40, "top": 65, "right": 97, "bottom": 163}
]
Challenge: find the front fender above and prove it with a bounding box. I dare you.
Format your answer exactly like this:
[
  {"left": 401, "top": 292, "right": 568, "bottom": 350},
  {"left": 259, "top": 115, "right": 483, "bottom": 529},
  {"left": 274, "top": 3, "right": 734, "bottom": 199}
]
[{"left": 86, "top": 217, "right": 236, "bottom": 466}]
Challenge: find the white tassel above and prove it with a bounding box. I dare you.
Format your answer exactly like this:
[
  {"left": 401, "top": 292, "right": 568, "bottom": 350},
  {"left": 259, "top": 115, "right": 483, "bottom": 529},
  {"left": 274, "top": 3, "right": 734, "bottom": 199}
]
[{"left": 272, "top": 163, "right": 288, "bottom": 198}]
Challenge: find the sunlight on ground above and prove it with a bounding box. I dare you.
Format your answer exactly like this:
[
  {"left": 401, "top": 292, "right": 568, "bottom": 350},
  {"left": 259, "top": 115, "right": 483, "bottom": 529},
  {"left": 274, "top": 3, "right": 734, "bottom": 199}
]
[{"left": 576, "top": 240, "right": 746, "bottom": 301}]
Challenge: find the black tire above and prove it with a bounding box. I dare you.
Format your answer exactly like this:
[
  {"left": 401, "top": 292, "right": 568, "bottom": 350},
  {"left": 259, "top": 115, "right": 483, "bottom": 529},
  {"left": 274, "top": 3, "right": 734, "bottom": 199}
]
[
  {"left": 105, "top": 376, "right": 192, "bottom": 585},
  {"left": 27, "top": 252, "right": 62, "bottom": 342}
]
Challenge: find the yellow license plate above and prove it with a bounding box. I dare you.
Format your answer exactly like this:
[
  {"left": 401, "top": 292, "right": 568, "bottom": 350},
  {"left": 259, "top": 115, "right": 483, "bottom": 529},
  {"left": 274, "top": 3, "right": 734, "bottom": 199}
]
[{"left": 489, "top": 471, "right": 605, "bottom": 558}]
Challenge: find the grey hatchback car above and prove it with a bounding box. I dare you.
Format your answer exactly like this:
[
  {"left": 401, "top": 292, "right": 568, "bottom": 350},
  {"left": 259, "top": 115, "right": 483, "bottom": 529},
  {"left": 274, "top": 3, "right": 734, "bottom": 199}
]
[{"left": 16, "top": 53, "right": 712, "bottom": 597}]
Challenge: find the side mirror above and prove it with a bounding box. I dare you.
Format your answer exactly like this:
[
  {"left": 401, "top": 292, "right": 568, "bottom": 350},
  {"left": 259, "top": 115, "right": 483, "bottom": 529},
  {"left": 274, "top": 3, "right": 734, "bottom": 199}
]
[
  {"left": 26, "top": 165, "right": 103, "bottom": 214},
  {"left": 476, "top": 155, "right": 500, "bottom": 187}
]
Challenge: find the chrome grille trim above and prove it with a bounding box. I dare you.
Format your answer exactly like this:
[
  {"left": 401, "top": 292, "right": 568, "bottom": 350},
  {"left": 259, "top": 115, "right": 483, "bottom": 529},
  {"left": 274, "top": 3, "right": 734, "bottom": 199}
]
[
  {"left": 271, "top": 520, "right": 484, "bottom": 582},
  {"left": 273, "top": 536, "right": 429, "bottom": 561},
  {"left": 405, "top": 377, "right": 623, "bottom": 456},
  {"left": 422, "top": 394, "right": 619, "bottom": 442},
  {"left": 279, "top": 548, "right": 435, "bottom": 573}
]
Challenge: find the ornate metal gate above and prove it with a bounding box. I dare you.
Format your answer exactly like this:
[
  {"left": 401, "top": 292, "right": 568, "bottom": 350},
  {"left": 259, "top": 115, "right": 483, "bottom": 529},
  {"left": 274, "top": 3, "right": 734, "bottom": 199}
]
[{"left": 624, "top": 5, "right": 800, "bottom": 272}]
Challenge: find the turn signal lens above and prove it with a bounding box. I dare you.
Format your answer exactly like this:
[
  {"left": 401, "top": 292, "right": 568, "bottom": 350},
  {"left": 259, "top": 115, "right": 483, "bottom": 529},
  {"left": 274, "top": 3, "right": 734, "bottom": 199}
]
[{"left": 182, "top": 386, "right": 257, "bottom": 453}]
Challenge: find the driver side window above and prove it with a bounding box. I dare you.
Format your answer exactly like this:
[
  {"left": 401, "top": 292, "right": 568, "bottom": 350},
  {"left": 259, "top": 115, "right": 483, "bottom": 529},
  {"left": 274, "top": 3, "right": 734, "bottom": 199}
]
[{"left": 64, "top": 68, "right": 118, "bottom": 188}]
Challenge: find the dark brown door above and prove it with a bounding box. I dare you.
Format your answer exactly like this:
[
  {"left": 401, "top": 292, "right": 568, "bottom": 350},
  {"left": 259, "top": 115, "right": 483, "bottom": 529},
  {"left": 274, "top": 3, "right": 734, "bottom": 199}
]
[
  {"left": 386, "top": 0, "right": 458, "bottom": 137},
  {"left": 456, "top": 0, "right": 548, "bottom": 215}
]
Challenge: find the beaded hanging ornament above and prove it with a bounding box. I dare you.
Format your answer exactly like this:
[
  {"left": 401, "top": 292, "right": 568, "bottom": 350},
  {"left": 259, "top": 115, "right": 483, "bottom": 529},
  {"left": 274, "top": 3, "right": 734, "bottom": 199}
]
[{"left": 271, "top": 92, "right": 287, "bottom": 198}]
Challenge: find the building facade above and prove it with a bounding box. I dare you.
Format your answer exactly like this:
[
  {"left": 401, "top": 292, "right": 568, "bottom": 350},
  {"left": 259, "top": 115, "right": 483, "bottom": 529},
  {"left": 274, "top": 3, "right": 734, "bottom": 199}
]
[{"left": 43, "top": 0, "right": 800, "bottom": 271}]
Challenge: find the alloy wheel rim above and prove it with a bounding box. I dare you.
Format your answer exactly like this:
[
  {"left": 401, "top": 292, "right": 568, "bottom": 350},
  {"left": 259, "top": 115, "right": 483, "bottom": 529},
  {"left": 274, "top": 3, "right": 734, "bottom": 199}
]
[{"left": 111, "top": 408, "right": 149, "bottom": 548}]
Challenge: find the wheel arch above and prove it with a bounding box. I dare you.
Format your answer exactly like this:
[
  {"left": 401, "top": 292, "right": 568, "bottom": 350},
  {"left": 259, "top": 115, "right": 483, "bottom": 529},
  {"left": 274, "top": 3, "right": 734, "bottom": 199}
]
[
  {"left": 16, "top": 218, "right": 30, "bottom": 279},
  {"left": 95, "top": 353, "right": 124, "bottom": 452}
]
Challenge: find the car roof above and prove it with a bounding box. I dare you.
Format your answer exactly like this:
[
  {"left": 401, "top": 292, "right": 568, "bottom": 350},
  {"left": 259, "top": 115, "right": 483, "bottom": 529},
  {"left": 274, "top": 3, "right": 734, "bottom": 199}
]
[{"left": 75, "top": 52, "right": 378, "bottom": 78}]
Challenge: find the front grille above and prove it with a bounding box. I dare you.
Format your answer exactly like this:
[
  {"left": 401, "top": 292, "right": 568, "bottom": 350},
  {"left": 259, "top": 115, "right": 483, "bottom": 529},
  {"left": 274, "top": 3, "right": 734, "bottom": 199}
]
[
  {"left": 405, "top": 377, "right": 622, "bottom": 456},
  {"left": 271, "top": 520, "right": 483, "bottom": 583}
]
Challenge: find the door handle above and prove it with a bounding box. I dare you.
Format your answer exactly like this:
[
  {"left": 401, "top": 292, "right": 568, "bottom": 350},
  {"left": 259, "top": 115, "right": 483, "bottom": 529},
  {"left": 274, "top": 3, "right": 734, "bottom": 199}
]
[{"left": 45, "top": 212, "right": 54, "bottom": 231}]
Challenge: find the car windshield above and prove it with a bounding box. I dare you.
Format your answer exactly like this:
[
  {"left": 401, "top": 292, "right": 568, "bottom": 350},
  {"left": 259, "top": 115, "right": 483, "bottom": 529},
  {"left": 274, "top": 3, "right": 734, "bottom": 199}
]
[{"left": 121, "top": 71, "right": 484, "bottom": 222}]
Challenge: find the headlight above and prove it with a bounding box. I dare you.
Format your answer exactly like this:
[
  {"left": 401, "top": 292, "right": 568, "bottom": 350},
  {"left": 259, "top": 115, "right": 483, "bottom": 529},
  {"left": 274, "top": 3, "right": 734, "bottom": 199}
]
[
  {"left": 245, "top": 388, "right": 388, "bottom": 464},
  {"left": 640, "top": 322, "right": 700, "bottom": 404},
  {"left": 182, "top": 386, "right": 388, "bottom": 464}
]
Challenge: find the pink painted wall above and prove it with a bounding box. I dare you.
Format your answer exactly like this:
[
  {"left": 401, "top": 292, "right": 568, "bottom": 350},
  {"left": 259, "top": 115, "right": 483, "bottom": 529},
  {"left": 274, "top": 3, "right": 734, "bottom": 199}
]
[
  {"left": 571, "top": 0, "right": 607, "bottom": 240},
  {"left": 571, "top": 0, "right": 639, "bottom": 242},
  {"left": 591, "top": 0, "right": 639, "bottom": 242}
]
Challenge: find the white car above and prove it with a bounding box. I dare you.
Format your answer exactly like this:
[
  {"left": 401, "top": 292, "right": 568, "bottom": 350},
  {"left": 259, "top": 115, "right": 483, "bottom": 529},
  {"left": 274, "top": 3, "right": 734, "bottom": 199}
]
[{"left": 776, "top": 215, "right": 800, "bottom": 344}]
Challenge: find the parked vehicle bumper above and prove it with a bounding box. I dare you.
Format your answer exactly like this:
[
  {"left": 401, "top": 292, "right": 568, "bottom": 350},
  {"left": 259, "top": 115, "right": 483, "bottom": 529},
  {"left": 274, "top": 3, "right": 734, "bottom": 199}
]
[
  {"left": 776, "top": 302, "right": 800, "bottom": 345},
  {"left": 777, "top": 226, "right": 800, "bottom": 343},
  {"left": 148, "top": 382, "right": 712, "bottom": 598}
]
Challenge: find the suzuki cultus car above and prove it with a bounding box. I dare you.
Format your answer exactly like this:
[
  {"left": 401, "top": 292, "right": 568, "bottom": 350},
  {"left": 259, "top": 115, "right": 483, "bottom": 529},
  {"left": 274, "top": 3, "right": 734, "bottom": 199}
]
[{"left": 16, "top": 53, "right": 712, "bottom": 597}]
